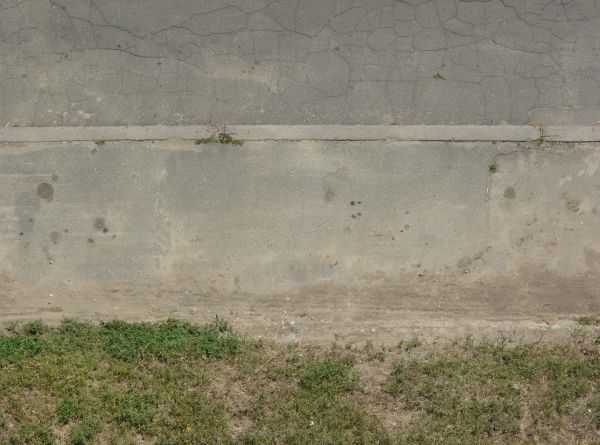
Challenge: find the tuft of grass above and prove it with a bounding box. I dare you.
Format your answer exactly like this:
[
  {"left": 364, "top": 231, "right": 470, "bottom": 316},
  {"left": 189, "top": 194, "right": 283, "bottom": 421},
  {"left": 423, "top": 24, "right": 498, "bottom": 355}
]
[
  {"left": 195, "top": 133, "right": 243, "bottom": 146},
  {"left": 7, "top": 421, "right": 54, "bottom": 445},
  {"left": 195, "top": 137, "right": 215, "bottom": 144},
  {"left": 21, "top": 319, "right": 49, "bottom": 336},
  {"left": 100, "top": 318, "right": 241, "bottom": 362},
  {"left": 0, "top": 334, "right": 47, "bottom": 364},
  {"left": 217, "top": 132, "right": 242, "bottom": 145},
  {"left": 489, "top": 162, "right": 498, "bottom": 173},
  {"left": 57, "top": 397, "right": 80, "bottom": 424},
  {"left": 433, "top": 72, "right": 445, "bottom": 80},
  {"left": 578, "top": 316, "right": 600, "bottom": 326},
  {"left": 94, "top": 140, "right": 105, "bottom": 146},
  {"left": 363, "top": 340, "right": 386, "bottom": 362},
  {"left": 300, "top": 356, "right": 359, "bottom": 396},
  {"left": 404, "top": 336, "right": 422, "bottom": 351},
  {"left": 69, "top": 419, "right": 99, "bottom": 445}
]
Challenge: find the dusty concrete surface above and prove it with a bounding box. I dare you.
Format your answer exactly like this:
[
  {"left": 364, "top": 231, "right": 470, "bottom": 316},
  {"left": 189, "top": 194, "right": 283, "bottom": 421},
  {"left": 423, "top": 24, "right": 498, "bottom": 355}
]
[
  {"left": 0, "top": 124, "right": 544, "bottom": 143},
  {"left": 1, "top": 0, "right": 600, "bottom": 126},
  {"left": 0, "top": 140, "right": 599, "bottom": 343}
]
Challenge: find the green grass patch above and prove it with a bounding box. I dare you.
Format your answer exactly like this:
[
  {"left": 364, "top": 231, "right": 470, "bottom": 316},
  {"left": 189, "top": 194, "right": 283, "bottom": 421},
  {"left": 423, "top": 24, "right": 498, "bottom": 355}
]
[
  {"left": 386, "top": 340, "right": 600, "bottom": 443},
  {"left": 1, "top": 320, "right": 599, "bottom": 444},
  {"left": 578, "top": 316, "right": 600, "bottom": 326}
]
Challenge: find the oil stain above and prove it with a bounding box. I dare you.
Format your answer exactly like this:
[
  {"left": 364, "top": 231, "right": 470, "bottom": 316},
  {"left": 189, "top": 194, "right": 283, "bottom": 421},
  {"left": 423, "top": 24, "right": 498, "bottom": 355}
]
[
  {"left": 565, "top": 199, "right": 580, "bottom": 213},
  {"left": 457, "top": 256, "right": 472, "bottom": 271},
  {"left": 49, "top": 231, "right": 61, "bottom": 244},
  {"left": 94, "top": 217, "right": 109, "bottom": 232},
  {"left": 504, "top": 187, "right": 516, "bottom": 200},
  {"left": 323, "top": 185, "right": 336, "bottom": 202},
  {"left": 36, "top": 183, "right": 54, "bottom": 202}
]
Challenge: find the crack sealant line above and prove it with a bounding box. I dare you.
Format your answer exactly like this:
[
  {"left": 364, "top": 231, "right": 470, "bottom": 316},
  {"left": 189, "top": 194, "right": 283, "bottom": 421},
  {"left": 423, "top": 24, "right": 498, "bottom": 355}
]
[{"left": 0, "top": 125, "right": 598, "bottom": 143}]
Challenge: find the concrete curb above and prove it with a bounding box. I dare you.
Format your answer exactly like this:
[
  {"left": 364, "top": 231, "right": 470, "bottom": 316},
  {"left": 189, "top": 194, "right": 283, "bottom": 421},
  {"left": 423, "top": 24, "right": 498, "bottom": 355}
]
[
  {"left": 543, "top": 126, "right": 600, "bottom": 142},
  {"left": 0, "top": 125, "right": 598, "bottom": 143}
]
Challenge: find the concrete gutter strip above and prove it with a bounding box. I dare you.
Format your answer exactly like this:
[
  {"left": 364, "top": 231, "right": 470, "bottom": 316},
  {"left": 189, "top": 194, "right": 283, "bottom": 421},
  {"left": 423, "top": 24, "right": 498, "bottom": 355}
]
[
  {"left": 0, "top": 125, "right": 213, "bottom": 143},
  {"left": 227, "top": 125, "right": 541, "bottom": 141},
  {"left": 0, "top": 125, "right": 598, "bottom": 143},
  {"left": 543, "top": 126, "right": 600, "bottom": 142}
]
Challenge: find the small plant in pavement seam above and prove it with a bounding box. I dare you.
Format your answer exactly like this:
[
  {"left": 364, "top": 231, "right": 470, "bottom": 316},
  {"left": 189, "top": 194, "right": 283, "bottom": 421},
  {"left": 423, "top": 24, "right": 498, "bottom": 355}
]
[
  {"left": 195, "top": 133, "right": 243, "bottom": 146},
  {"left": 195, "top": 137, "right": 216, "bottom": 144}
]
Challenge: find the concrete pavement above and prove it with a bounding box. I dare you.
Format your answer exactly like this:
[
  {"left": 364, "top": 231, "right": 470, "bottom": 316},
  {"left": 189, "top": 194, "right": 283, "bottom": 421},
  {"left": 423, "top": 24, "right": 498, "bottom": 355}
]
[
  {"left": 1, "top": 139, "right": 599, "bottom": 342},
  {"left": 2, "top": 0, "right": 600, "bottom": 341},
  {"left": 1, "top": 0, "right": 600, "bottom": 127}
]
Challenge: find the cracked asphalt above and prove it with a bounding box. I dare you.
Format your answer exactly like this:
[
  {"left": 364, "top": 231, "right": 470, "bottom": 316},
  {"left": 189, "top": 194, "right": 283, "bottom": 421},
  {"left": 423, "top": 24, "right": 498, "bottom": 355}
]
[{"left": 1, "top": 0, "right": 599, "bottom": 126}]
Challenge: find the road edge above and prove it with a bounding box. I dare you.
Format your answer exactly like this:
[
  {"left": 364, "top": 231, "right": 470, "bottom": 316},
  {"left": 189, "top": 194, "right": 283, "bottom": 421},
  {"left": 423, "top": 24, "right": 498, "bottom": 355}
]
[{"left": 1, "top": 124, "right": 591, "bottom": 143}]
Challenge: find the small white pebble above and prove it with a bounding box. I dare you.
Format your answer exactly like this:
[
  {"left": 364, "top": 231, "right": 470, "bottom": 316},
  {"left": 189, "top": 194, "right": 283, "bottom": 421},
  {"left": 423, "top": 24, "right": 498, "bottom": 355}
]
[{"left": 309, "top": 420, "right": 315, "bottom": 426}]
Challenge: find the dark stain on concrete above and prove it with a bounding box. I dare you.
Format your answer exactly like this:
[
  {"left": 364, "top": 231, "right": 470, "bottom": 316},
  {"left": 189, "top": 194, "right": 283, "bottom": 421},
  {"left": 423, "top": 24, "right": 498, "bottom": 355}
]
[
  {"left": 51, "top": 174, "right": 59, "bottom": 182},
  {"left": 36, "top": 183, "right": 54, "bottom": 202},
  {"left": 323, "top": 185, "right": 336, "bottom": 202},
  {"left": 565, "top": 198, "right": 580, "bottom": 213},
  {"left": 457, "top": 256, "right": 472, "bottom": 271},
  {"left": 561, "top": 193, "right": 580, "bottom": 213},
  {"left": 87, "top": 237, "right": 94, "bottom": 243},
  {"left": 49, "top": 231, "right": 61, "bottom": 244},
  {"left": 504, "top": 187, "right": 516, "bottom": 200},
  {"left": 94, "top": 217, "right": 108, "bottom": 232}
]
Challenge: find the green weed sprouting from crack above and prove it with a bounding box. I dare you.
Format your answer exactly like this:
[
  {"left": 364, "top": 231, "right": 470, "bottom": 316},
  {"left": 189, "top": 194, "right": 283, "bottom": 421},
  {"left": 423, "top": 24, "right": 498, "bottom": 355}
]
[{"left": 195, "top": 133, "right": 243, "bottom": 146}]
